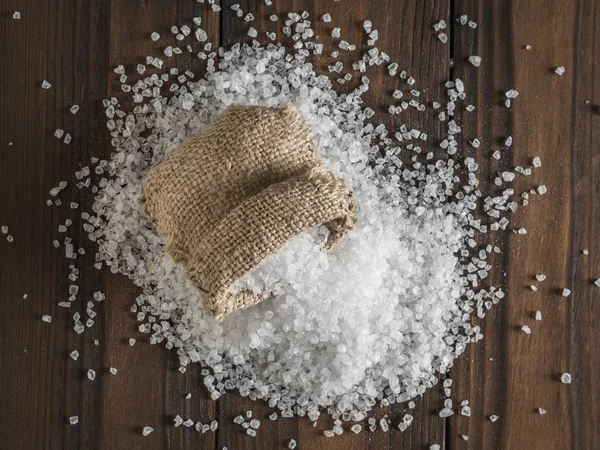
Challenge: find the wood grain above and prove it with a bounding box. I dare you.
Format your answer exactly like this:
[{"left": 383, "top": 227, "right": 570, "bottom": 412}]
[{"left": 0, "top": 0, "right": 599, "bottom": 449}]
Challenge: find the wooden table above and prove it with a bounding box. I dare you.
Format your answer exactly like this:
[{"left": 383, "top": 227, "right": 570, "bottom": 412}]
[{"left": 1, "top": 0, "right": 598, "bottom": 449}]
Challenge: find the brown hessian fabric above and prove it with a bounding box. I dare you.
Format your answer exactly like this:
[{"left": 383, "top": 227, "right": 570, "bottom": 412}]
[{"left": 141, "top": 104, "right": 356, "bottom": 320}]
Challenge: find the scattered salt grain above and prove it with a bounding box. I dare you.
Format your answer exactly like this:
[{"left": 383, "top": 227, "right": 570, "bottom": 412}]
[
  {"left": 430, "top": 445, "right": 441, "bottom": 450},
  {"left": 41, "top": 80, "right": 52, "bottom": 89},
  {"left": 462, "top": 435, "right": 469, "bottom": 441},
  {"left": 529, "top": 285, "right": 538, "bottom": 292},
  {"left": 538, "top": 408, "right": 547, "bottom": 414},
  {"left": 439, "top": 408, "right": 454, "bottom": 418},
  {"left": 537, "top": 185, "right": 547, "bottom": 195},
  {"left": 70, "top": 105, "right": 80, "bottom": 115},
  {"left": 288, "top": 439, "right": 297, "bottom": 449},
  {"left": 594, "top": 279, "right": 600, "bottom": 287},
  {"left": 142, "top": 426, "right": 153, "bottom": 436},
  {"left": 438, "top": 32, "right": 448, "bottom": 43},
  {"left": 489, "top": 415, "right": 499, "bottom": 422},
  {"left": 12, "top": 12, "right": 20, "bottom": 19},
  {"left": 379, "top": 418, "right": 389, "bottom": 432},
  {"left": 69, "top": 416, "right": 78, "bottom": 425},
  {"left": 536, "top": 274, "right": 546, "bottom": 282},
  {"left": 555, "top": 66, "right": 565, "bottom": 76},
  {"left": 70, "top": 350, "right": 79, "bottom": 360},
  {"left": 351, "top": 424, "right": 362, "bottom": 434},
  {"left": 561, "top": 373, "right": 572, "bottom": 384},
  {"left": 233, "top": 415, "right": 244, "bottom": 424},
  {"left": 468, "top": 56, "right": 481, "bottom": 67},
  {"left": 321, "top": 14, "right": 331, "bottom": 23},
  {"left": 42, "top": 315, "right": 52, "bottom": 323},
  {"left": 129, "top": 338, "right": 136, "bottom": 346},
  {"left": 533, "top": 157, "right": 541, "bottom": 167},
  {"left": 562, "top": 288, "right": 571, "bottom": 297},
  {"left": 87, "top": 369, "right": 96, "bottom": 380},
  {"left": 54, "top": 129, "right": 65, "bottom": 139},
  {"left": 110, "top": 367, "right": 118, "bottom": 375},
  {"left": 461, "top": 406, "right": 471, "bottom": 417},
  {"left": 535, "top": 311, "right": 542, "bottom": 321},
  {"left": 521, "top": 325, "right": 531, "bottom": 334}
]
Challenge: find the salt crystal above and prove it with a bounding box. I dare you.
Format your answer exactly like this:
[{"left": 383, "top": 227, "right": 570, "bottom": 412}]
[
  {"left": 87, "top": 369, "right": 96, "bottom": 380},
  {"left": 351, "top": 424, "right": 362, "bottom": 434},
  {"left": 321, "top": 14, "right": 331, "bottom": 23},
  {"left": 54, "top": 129, "right": 65, "bottom": 139},
  {"left": 561, "top": 373, "right": 572, "bottom": 384},
  {"left": 439, "top": 408, "right": 454, "bottom": 418},
  {"left": 70, "top": 105, "right": 80, "bottom": 115},
  {"left": 69, "top": 416, "right": 78, "bottom": 425},
  {"left": 555, "top": 67, "right": 565, "bottom": 76},
  {"left": 489, "top": 415, "right": 499, "bottom": 422},
  {"left": 538, "top": 408, "right": 547, "bottom": 414},
  {"left": 536, "top": 274, "right": 546, "bottom": 282},
  {"left": 288, "top": 439, "right": 297, "bottom": 449},
  {"left": 142, "top": 426, "right": 153, "bottom": 436},
  {"left": 379, "top": 418, "right": 388, "bottom": 432},
  {"left": 110, "top": 367, "right": 118, "bottom": 374},
  {"left": 562, "top": 288, "right": 571, "bottom": 297},
  {"left": 535, "top": 311, "right": 542, "bottom": 321},
  {"left": 468, "top": 56, "right": 481, "bottom": 67},
  {"left": 42, "top": 80, "right": 52, "bottom": 89},
  {"left": 42, "top": 315, "right": 52, "bottom": 323},
  {"left": 70, "top": 350, "right": 79, "bottom": 360},
  {"left": 521, "top": 325, "right": 531, "bottom": 334}
]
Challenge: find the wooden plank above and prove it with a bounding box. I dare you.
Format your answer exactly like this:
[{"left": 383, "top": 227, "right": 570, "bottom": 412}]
[{"left": 448, "top": 0, "right": 600, "bottom": 448}]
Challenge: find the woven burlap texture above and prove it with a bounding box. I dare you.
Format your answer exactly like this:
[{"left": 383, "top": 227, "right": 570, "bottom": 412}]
[{"left": 140, "top": 103, "right": 356, "bottom": 320}]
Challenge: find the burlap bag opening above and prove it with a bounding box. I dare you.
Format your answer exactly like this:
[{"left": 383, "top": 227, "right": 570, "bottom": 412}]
[{"left": 140, "top": 104, "right": 357, "bottom": 320}]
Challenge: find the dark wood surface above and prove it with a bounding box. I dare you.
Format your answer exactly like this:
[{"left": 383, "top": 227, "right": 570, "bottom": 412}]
[{"left": 1, "top": 0, "right": 599, "bottom": 449}]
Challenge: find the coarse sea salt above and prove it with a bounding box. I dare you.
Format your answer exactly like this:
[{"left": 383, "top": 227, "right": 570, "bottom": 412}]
[{"left": 64, "top": 10, "right": 539, "bottom": 422}]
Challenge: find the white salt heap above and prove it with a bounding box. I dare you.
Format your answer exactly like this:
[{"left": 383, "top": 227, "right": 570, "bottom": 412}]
[{"left": 74, "top": 11, "right": 534, "bottom": 421}]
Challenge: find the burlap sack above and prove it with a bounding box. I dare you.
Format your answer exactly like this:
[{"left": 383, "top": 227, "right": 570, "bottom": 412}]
[{"left": 140, "top": 104, "right": 356, "bottom": 320}]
